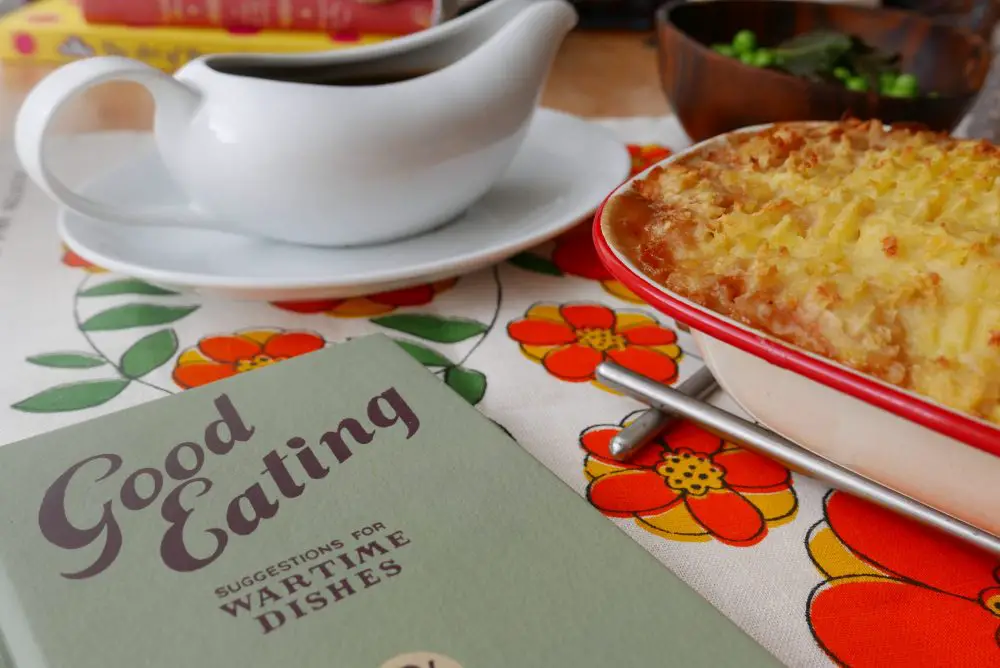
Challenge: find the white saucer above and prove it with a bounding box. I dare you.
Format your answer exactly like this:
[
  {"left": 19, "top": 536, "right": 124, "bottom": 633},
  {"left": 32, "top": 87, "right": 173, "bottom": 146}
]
[{"left": 59, "top": 109, "right": 630, "bottom": 301}]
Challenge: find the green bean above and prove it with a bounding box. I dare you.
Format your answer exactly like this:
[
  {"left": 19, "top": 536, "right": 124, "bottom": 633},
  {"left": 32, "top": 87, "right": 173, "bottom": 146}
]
[
  {"left": 879, "top": 72, "right": 896, "bottom": 93},
  {"left": 845, "top": 76, "right": 868, "bottom": 92},
  {"left": 732, "top": 30, "right": 757, "bottom": 54},
  {"left": 752, "top": 49, "right": 775, "bottom": 67},
  {"left": 893, "top": 73, "right": 918, "bottom": 97}
]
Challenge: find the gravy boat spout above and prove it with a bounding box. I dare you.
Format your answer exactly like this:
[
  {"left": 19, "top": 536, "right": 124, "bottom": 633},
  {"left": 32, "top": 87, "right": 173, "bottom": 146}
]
[{"left": 456, "top": 0, "right": 579, "bottom": 109}]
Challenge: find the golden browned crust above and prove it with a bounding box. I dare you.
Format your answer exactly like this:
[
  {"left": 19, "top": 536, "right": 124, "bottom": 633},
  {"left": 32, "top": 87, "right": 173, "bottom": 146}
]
[{"left": 605, "top": 119, "right": 1000, "bottom": 425}]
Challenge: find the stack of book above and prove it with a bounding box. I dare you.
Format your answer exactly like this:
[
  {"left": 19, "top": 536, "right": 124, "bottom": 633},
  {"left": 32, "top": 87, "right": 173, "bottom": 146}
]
[{"left": 0, "top": 0, "right": 447, "bottom": 72}]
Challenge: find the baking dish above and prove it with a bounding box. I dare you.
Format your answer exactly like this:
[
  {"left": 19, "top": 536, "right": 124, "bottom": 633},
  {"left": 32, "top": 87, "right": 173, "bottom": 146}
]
[{"left": 593, "top": 124, "right": 1000, "bottom": 536}]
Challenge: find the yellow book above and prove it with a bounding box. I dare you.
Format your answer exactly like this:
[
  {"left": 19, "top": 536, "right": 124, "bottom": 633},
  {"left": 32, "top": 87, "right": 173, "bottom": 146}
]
[{"left": 0, "top": 0, "right": 394, "bottom": 72}]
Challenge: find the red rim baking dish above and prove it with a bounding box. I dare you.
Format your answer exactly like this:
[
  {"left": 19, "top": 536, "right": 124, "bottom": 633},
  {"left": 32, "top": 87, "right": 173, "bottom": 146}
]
[{"left": 592, "top": 132, "right": 1000, "bottom": 458}]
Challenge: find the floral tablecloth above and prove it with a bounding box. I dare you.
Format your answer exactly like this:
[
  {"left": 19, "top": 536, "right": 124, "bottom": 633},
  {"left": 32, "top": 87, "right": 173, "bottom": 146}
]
[{"left": 1, "top": 117, "right": 997, "bottom": 668}]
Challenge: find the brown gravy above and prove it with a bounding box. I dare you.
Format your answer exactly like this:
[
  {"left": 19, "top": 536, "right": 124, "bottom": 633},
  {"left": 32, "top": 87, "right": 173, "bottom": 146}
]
[{"left": 212, "top": 63, "right": 436, "bottom": 86}]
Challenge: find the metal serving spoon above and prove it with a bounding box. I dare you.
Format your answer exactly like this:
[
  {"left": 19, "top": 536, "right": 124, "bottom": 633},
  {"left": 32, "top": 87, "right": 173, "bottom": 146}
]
[{"left": 596, "top": 360, "right": 1000, "bottom": 557}]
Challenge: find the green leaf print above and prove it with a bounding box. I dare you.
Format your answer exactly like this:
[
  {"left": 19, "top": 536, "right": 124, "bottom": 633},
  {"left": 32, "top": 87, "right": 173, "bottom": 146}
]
[
  {"left": 27, "top": 352, "right": 106, "bottom": 369},
  {"left": 80, "top": 304, "right": 199, "bottom": 331},
  {"left": 394, "top": 339, "right": 452, "bottom": 367},
  {"left": 372, "top": 314, "right": 487, "bottom": 344},
  {"left": 120, "top": 329, "right": 179, "bottom": 379},
  {"left": 78, "top": 279, "right": 179, "bottom": 297},
  {"left": 445, "top": 366, "right": 487, "bottom": 405},
  {"left": 507, "top": 252, "right": 564, "bottom": 277},
  {"left": 12, "top": 379, "right": 130, "bottom": 413}
]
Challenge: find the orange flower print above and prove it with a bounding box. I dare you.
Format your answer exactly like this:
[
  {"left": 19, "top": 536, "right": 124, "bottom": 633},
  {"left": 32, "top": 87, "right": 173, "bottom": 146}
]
[
  {"left": 173, "top": 329, "right": 325, "bottom": 389},
  {"left": 272, "top": 279, "right": 457, "bottom": 318},
  {"left": 807, "top": 491, "right": 1000, "bottom": 666},
  {"left": 582, "top": 414, "right": 797, "bottom": 546},
  {"left": 61, "top": 246, "right": 106, "bottom": 273},
  {"left": 507, "top": 303, "right": 682, "bottom": 387},
  {"left": 628, "top": 144, "right": 672, "bottom": 175},
  {"left": 552, "top": 223, "right": 644, "bottom": 303}
]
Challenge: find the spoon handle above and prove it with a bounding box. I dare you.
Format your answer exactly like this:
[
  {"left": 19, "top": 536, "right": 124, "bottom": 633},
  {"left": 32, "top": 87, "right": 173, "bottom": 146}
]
[
  {"left": 609, "top": 365, "right": 718, "bottom": 460},
  {"left": 595, "top": 360, "right": 1000, "bottom": 558}
]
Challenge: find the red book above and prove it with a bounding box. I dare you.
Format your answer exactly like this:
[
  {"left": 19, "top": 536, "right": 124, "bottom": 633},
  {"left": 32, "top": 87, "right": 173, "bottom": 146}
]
[{"left": 80, "top": 0, "right": 442, "bottom": 35}]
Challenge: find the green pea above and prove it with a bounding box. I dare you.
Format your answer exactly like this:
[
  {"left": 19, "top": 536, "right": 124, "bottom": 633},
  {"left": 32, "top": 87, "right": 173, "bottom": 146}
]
[
  {"left": 712, "top": 43, "right": 736, "bottom": 57},
  {"left": 732, "top": 29, "right": 757, "bottom": 54},
  {"left": 833, "top": 66, "right": 852, "bottom": 81},
  {"left": 740, "top": 52, "right": 756, "bottom": 65},
  {"left": 845, "top": 76, "right": 869, "bottom": 92},
  {"left": 752, "top": 49, "right": 775, "bottom": 67},
  {"left": 893, "top": 73, "right": 918, "bottom": 97},
  {"left": 879, "top": 72, "right": 896, "bottom": 92}
]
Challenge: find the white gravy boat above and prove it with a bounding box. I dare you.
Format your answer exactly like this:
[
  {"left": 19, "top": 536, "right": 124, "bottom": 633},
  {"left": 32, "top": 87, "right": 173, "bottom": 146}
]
[{"left": 15, "top": 0, "right": 578, "bottom": 247}]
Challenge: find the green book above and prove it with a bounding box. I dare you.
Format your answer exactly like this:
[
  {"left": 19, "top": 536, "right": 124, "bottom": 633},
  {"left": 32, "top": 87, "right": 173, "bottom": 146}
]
[{"left": 0, "top": 335, "right": 779, "bottom": 667}]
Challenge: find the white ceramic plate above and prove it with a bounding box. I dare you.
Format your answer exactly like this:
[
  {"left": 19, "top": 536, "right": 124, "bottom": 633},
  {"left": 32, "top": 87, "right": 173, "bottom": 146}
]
[{"left": 59, "top": 109, "right": 630, "bottom": 301}]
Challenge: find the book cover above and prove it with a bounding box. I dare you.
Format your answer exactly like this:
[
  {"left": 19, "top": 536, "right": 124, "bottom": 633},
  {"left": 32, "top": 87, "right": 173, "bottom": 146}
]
[
  {"left": 81, "top": 0, "right": 442, "bottom": 36},
  {"left": 0, "top": 334, "right": 780, "bottom": 667},
  {"left": 0, "top": 0, "right": 393, "bottom": 72}
]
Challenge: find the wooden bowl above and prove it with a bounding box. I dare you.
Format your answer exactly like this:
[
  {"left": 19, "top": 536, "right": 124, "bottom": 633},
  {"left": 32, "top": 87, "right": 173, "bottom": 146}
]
[
  {"left": 656, "top": 0, "right": 992, "bottom": 142},
  {"left": 883, "top": 0, "right": 1000, "bottom": 41}
]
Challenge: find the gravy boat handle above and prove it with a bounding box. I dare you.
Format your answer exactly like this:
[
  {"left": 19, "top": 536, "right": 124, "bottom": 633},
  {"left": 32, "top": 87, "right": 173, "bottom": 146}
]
[{"left": 16, "top": 56, "right": 209, "bottom": 229}]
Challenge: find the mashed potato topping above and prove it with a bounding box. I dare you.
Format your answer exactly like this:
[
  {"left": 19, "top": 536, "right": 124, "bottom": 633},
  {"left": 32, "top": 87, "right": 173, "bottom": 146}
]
[{"left": 605, "top": 120, "right": 1000, "bottom": 424}]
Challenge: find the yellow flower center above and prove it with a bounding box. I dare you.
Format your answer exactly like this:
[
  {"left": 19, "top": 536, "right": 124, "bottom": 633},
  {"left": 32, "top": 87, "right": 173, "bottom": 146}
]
[
  {"left": 981, "top": 591, "right": 1000, "bottom": 618},
  {"left": 235, "top": 354, "right": 284, "bottom": 373},
  {"left": 576, "top": 327, "right": 627, "bottom": 352},
  {"left": 656, "top": 452, "right": 725, "bottom": 497}
]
